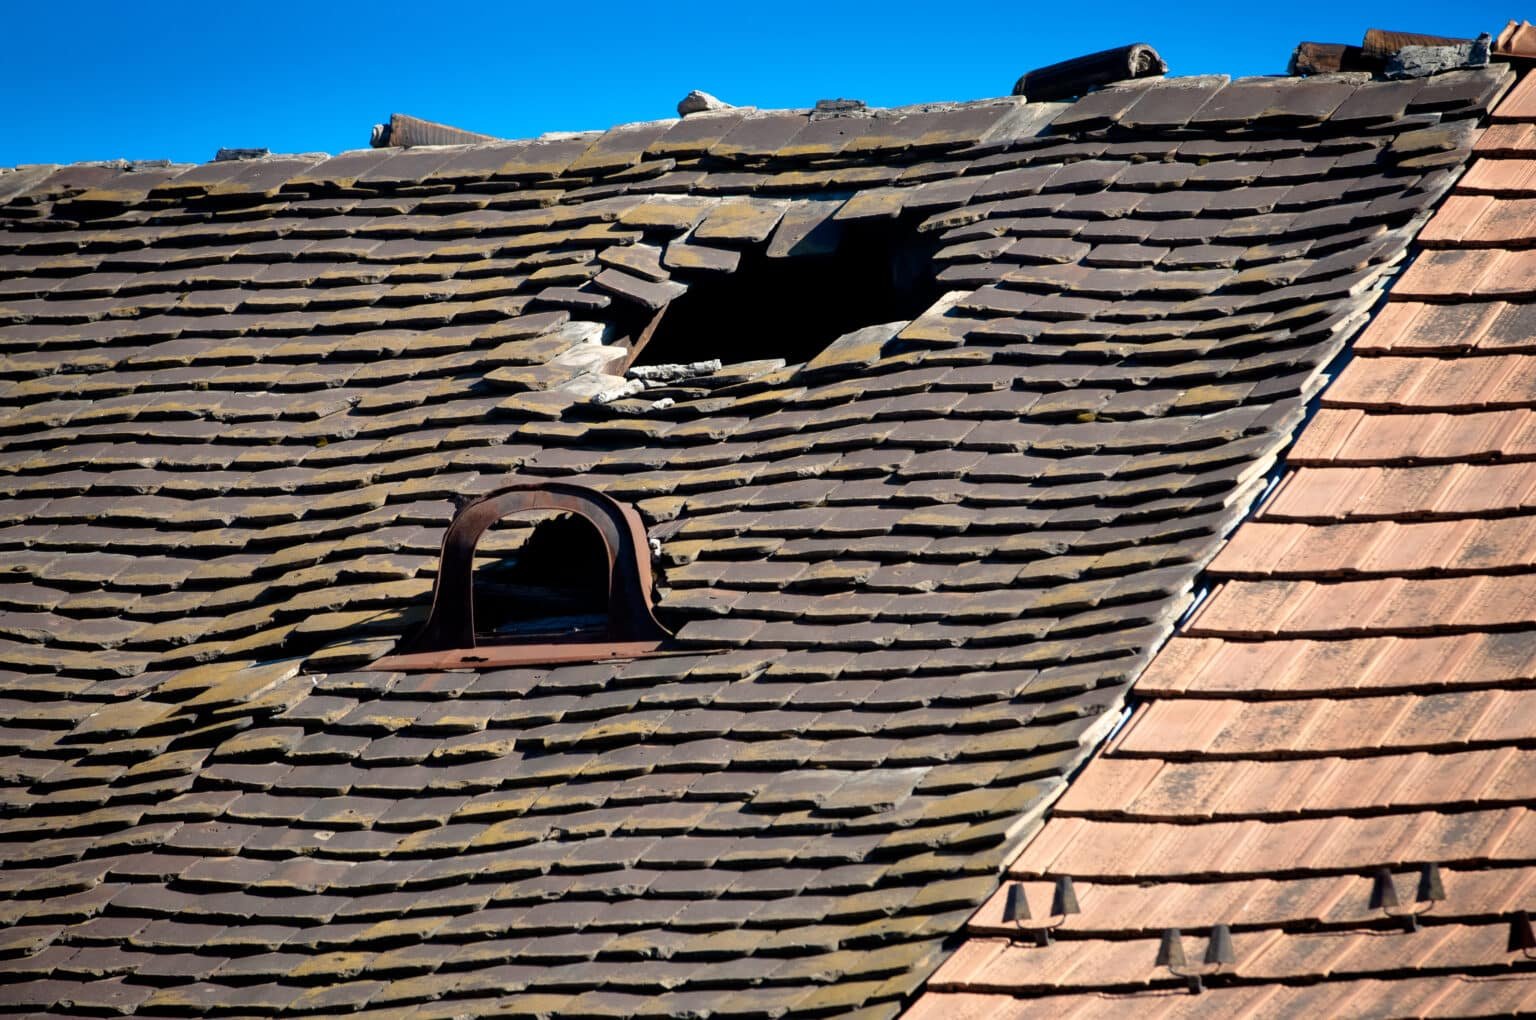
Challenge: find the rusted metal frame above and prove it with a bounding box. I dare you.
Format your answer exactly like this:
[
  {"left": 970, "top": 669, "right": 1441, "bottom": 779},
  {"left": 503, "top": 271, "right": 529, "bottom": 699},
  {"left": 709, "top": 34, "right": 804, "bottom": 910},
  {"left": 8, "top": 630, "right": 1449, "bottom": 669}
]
[
  {"left": 371, "top": 641, "right": 687, "bottom": 672},
  {"left": 372, "top": 481, "right": 672, "bottom": 671}
]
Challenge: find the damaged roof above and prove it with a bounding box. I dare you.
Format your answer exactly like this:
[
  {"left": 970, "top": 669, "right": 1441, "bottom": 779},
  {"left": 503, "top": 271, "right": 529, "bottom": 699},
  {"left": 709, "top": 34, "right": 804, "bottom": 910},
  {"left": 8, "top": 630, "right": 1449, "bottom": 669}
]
[
  {"left": 913, "top": 54, "right": 1536, "bottom": 1020},
  {"left": 0, "top": 51, "right": 1513, "bottom": 1019}
]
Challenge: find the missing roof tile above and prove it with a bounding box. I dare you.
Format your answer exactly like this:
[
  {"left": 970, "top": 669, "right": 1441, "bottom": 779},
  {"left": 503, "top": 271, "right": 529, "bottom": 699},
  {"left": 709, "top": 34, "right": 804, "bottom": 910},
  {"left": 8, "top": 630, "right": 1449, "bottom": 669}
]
[{"left": 628, "top": 214, "right": 943, "bottom": 370}]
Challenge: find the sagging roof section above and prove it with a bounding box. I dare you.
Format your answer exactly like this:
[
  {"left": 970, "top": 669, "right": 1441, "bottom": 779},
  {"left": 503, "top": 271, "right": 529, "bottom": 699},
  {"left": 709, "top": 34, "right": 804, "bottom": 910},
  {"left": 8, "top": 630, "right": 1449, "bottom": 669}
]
[
  {"left": 0, "top": 61, "right": 1510, "bottom": 1019},
  {"left": 911, "top": 63, "right": 1536, "bottom": 1020}
]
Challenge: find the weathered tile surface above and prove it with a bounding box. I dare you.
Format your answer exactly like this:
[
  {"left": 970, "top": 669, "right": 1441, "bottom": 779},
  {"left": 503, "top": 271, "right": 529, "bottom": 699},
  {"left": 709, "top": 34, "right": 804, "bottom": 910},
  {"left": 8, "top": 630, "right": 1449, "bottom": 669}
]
[
  {"left": 0, "top": 65, "right": 1510, "bottom": 1018},
  {"left": 913, "top": 62, "right": 1536, "bottom": 1017}
]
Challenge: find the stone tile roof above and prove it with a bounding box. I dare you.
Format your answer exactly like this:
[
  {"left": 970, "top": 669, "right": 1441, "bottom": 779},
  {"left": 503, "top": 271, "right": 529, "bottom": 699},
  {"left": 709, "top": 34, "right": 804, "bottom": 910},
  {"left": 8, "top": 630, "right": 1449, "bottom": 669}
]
[
  {"left": 0, "top": 64, "right": 1509, "bottom": 1018},
  {"left": 910, "top": 65, "right": 1536, "bottom": 1020}
]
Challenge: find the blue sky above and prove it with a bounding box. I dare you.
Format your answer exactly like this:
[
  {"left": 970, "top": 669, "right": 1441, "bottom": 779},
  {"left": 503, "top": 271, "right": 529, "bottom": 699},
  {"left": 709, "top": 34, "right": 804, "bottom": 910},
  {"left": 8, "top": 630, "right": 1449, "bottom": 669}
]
[{"left": 5, "top": 1, "right": 1519, "bottom": 167}]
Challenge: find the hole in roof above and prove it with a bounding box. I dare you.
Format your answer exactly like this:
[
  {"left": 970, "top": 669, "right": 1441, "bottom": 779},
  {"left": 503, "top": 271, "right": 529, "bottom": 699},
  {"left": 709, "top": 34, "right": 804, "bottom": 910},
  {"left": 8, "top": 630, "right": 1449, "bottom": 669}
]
[
  {"left": 473, "top": 511, "right": 610, "bottom": 642},
  {"left": 628, "top": 214, "right": 944, "bottom": 370}
]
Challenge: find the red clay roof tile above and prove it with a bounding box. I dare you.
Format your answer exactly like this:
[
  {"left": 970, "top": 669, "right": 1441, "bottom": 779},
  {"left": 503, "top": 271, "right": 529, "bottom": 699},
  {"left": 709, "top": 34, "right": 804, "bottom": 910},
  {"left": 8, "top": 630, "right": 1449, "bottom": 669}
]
[
  {"left": 1360, "top": 301, "right": 1508, "bottom": 355},
  {"left": 1418, "top": 192, "right": 1499, "bottom": 242},
  {"left": 1460, "top": 157, "right": 1536, "bottom": 193},
  {"left": 1213, "top": 517, "right": 1536, "bottom": 578},
  {"left": 1262, "top": 462, "right": 1536, "bottom": 520},
  {"left": 930, "top": 921, "right": 1532, "bottom": 995},
  {"left": 1396, "top": 247, "right": 1536, "bottom": 299},
  {"left": 1143, "top": 632, "right": 1536, "bottom": 697},
  {"left": 1476, "top": 119, "right": 1536, "bottom": 155},
  {"left": 1494, "top": 69, "right": 1536, "bottom": 120}
]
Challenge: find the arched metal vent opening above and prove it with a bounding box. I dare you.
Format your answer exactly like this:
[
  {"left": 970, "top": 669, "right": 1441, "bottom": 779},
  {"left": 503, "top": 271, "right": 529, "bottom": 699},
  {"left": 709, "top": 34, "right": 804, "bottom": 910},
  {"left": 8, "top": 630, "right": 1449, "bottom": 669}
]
[{"left": 371, "top": 482, "right": 674, "bottom": 671}]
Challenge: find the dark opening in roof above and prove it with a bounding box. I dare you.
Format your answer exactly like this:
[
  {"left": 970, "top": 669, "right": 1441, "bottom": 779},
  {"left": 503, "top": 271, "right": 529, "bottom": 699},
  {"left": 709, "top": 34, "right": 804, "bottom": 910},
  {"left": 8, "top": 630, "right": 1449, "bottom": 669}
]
[
  {"left": 474, "top": 511, "right": 610, "bottom": 642},
  {"left": 629, "top": 216, "right": 944, "bottom": 369}
]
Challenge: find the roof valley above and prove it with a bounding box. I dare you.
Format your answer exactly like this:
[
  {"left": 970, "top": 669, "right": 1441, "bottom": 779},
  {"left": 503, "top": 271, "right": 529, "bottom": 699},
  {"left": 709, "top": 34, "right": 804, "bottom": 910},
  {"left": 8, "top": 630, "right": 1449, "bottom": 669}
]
[{"left": 911, "top": 61, "right": 1536, "bottom": 1019}]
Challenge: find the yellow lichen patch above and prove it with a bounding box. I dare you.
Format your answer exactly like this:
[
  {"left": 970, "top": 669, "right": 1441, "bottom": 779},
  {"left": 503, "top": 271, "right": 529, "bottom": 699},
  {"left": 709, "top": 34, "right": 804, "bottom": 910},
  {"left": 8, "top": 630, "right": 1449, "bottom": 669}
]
[
  {"left": 467, "top": 818, "right": 553, "bottom": 852},
  {"left": 301, "top": 635, "right": 400, "bottom": 673},
  {"left": 895, "top": 506, "right": 971, "bottom": 532},
  {"left": 165, "top": 622, "right": 303, "bottom": 671},
  {"left": 71, "top": 698, "right": 178, "bottom": 738},
  {"left": 179, "top": 658, "right": 304, "bottom": 710},
  {"left": 494, "top": 994, "right": 579, "bottom": 1016},
  {"left": 293, "top": 607, "right": 411, "bottom": 640},
  {"left": 453, "top": 790, "right": 541, "bottom": 823},
  {"left": 897, "top": 291, "right": 980, "bottom": 347},
  {"left": 355, "top": 916, "right": 446, "bottom": 945},
  {"left": 577, "top": 713, "right": 671, "bottom": 743},
  {"left": 212, "top": 726, "right": 304, "bottom": 759},
  {"left": 432, "top": 733, "right": 518, "bottom": 760},
  {"left": 601, "top": 473, "right": 678, "bottom": 500},
  {"left": 494, "top": 390, "right": 583, "bottom": 421},
  {"left": 288, "top": 951, "right": 374, "bottom": 981},
  {"left": 730, "top": 385, "right": 808, "bottom": 413},
  {"left": 156, "top": 658, "right": 260, "bottom": 698},
  {"left": 618, "top": 199, "right": 713, "bottom": 230},
  {"left": 284, "top": 985, "right": 378, "bottom": 1014},
  {"left": 122, "top": 748, "right": 207, "bottom": 780},
  {"left": 795, "top": 561, "right": 877, "bottom": 588},
  {"left": 804, "top": 322, "right": 903, "bottom": 376},
  {"left": 1175, "top": 382, "right": 1254, "bottom": 412},
  {"left": 832, "top": 187, "right": 904, "bottom": 221},
  {"left": 55, "top": 588, "right": 141, "bottom": 615},
  {"left": 676, "top": 463, "right": 763, "bottom": 491},
  {"left": 659, "top": 539, "right": 712, "bottom": 567},
  {"left": 693, "top": 200, "right": 789, "bottom": 244},
  {"left": 299, "top": 490, "right": 388, "bottom": 527},
  {"left": 762, "top": 168, "right": 838, "bottom": 189},
  {"left": 230, "top": 673, "right": 315, "bottom": 718}
]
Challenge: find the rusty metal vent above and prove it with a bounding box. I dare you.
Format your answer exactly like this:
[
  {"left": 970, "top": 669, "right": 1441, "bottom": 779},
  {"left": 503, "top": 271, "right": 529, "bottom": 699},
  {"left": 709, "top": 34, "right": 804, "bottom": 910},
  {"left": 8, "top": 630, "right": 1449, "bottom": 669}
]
[{"left": 370, "top": 482, "right": 674, "bottom": 671}]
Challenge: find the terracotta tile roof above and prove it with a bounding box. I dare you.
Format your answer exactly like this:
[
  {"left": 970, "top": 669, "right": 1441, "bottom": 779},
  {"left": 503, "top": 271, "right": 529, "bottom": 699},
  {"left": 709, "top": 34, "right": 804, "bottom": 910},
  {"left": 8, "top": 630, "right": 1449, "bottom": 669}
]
[
  {"left": 0, "top": 64, "right": 1510, "bottom": 1017},
  {"left": 913, "top": 63, "right": 1536, "bottom": 1018}
]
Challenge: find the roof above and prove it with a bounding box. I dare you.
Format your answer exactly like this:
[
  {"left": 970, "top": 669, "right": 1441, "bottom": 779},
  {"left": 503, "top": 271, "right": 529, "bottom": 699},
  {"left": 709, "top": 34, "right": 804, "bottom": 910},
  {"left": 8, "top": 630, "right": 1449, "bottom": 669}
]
[
  {"left": 0, "top": 60, "right": 1511, "bottom": 1018},
  {"left": 911, "top": 63, "right": 1536, "bottom": 1020}
]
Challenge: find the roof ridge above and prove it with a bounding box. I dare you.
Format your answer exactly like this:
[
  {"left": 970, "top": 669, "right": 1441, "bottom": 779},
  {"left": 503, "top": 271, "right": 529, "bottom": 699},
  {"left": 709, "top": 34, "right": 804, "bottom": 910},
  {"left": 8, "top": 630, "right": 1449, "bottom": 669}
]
[{"left": 3, "top": 65, "right": 1500, "bottom": 177}]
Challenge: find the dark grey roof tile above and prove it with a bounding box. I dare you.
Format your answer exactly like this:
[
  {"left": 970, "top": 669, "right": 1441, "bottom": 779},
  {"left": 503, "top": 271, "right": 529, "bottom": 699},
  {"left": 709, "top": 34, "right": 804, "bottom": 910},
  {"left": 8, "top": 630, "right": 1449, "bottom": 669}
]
[
  {"left": 1407, "top": 65, "right": 1511, "bottom": 115},
  {"left": 645, "top": 110, "right": 752, "bottom": 158},
  {"left": 1117, "top": 76, "right": 1230, "bottom": 130},
  {"left": 1046, "top": 80, "right": 1160, "bottom": 133},
  {"left": 708, "top": 113, "right": 810, "bottom": 161},
  {"left": 566, "top": 120, "right": 676, "bottom": 175},
  {"left": 1192, "top": 77, "right": 1357, "bottom": 128}
]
